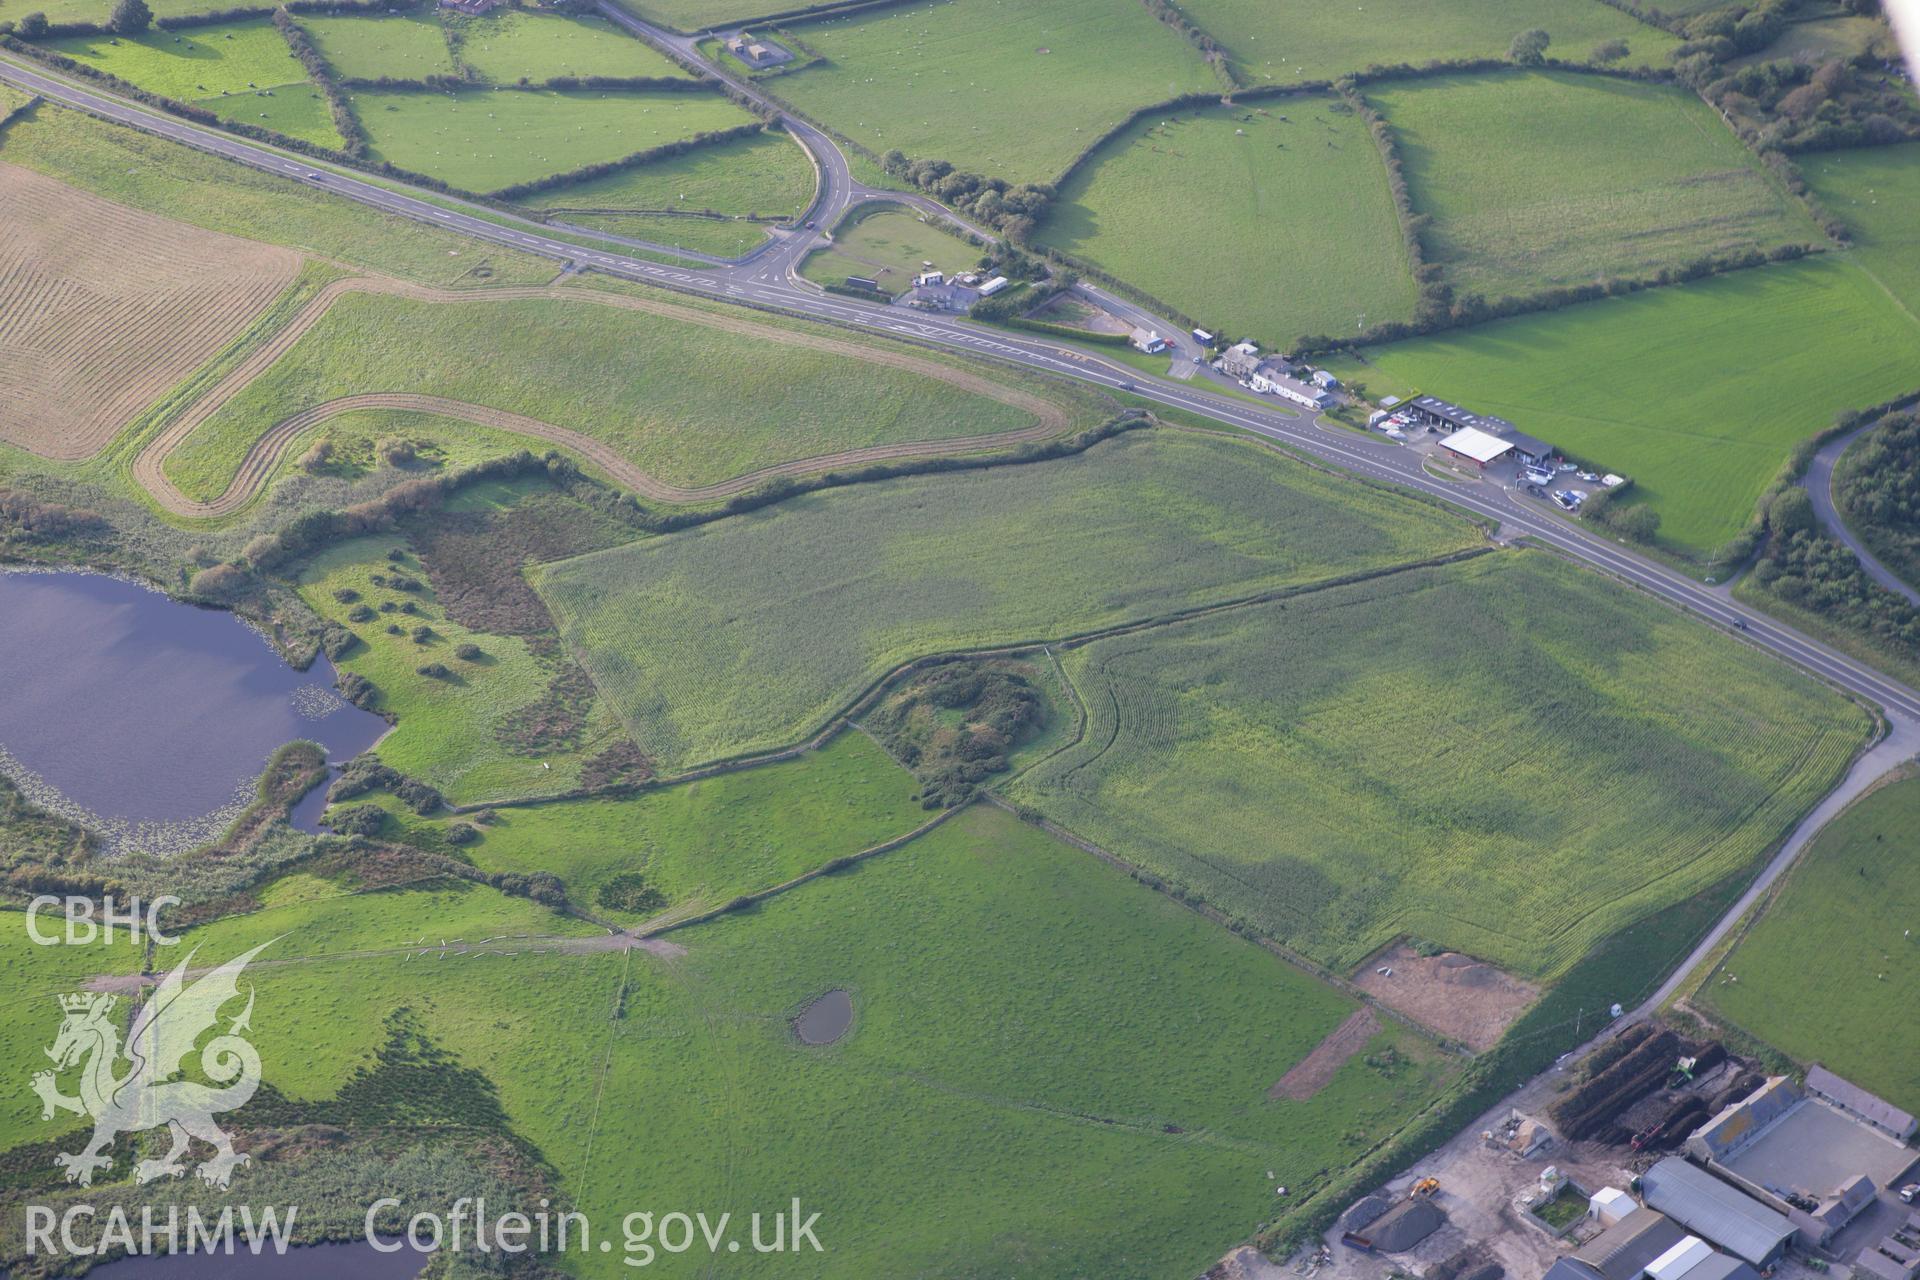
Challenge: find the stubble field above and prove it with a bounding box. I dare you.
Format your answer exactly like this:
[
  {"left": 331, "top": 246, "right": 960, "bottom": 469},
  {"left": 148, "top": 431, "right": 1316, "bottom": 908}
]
[{"left": 0, "top": 161, "right": 300, "bottom": 461}]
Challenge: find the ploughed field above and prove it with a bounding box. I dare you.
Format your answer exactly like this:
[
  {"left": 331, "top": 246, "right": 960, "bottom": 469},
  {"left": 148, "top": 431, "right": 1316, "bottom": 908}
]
[
  {"left": 534, "top": 429, "right": 1483, "bottom": 770},
  {"left": 1007, "top": 551, "right": 1870, "bottom": 980},
  {"left": 0, "top": 161, "right": 300, "bottom": 461}
]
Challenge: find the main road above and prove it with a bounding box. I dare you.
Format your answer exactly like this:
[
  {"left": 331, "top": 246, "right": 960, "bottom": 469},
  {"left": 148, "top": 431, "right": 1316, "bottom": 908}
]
[{"left": 3, "top": 52, "right": 1919, "bottom": 730}]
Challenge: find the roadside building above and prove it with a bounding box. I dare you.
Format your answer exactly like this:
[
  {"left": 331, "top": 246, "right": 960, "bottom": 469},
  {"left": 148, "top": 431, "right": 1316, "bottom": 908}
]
[
  {"left": 725, "top": 31, "right": 794, "bottom": 67},
  {"left": 1642, "top": 1159, "right": 1795, "bottom": 1268},
  {"left": 1503, "top": 430, "right": 1554, "bottom": 466},
  {"left": 844, "top": 275, "right": 881, "bottom": 292},
  {"left": 1220, "top": 341, "right": 1262, "bottom": 378},
  {"left": 1437, "top": 426, "right": 1515, "bottom": 469},
  {"left": 1311, "top": 368, "right": 1340, "bottom": 389},
  {"left": 1192, "top": 327, "right": 1214, "bottom": 344},
  {"left": 1254, "top": 368, "right": 1332, "bottom": 409},
  {"left": 1405, "top": 394, "right": 1514, "bottom": 437},
  {"left": 1130, "top": 327, "right": 1170, "bottom": 354},
  {"left": 977, "top": 275, "right": 1009, "bottom": 297},
  {"left": 903, "top": 281, "right": 980, "bottom": 312},
  {"left": 1807, "top": 1066, "right": 1918, "bottom": 1142}
]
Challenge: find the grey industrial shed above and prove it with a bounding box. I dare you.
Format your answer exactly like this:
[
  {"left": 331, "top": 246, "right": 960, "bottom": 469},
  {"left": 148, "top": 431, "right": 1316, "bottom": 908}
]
[{"left": 1642, "top": 1159, "right": 1795, "bottom": 1268}]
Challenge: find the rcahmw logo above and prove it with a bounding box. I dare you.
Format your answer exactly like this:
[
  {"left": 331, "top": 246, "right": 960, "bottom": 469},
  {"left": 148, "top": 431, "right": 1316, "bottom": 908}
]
[
  {"left": 33, "top": 941, "right": 272, "bottom": 1189},
  {"left": 25, "top": 1204, "right": 298, "bottom": 1259}
]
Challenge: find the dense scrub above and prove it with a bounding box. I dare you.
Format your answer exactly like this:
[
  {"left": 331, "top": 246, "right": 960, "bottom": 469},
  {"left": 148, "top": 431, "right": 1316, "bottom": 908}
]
[
  {"left": 865, "top": 658, "right": 1048, "bottom": 807},
  {"left": 1835, "top": 411, "right": 1920, "bottom": 590}
]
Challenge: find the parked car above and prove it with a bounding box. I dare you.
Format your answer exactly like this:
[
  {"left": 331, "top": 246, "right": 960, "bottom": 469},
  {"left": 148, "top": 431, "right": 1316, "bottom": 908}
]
[
  {"left": 1554, "top": 491, "right": 1580, "bottom": 510},
  {"left": 1524, "top": 466, "right": 1555, "bottom": 486},
  {"left": 1557, "top": 461, "right": 1578, "bottom": 473},
  {"left": 1901, "top": 1184, "right": 1919, "bottom": 1204}
]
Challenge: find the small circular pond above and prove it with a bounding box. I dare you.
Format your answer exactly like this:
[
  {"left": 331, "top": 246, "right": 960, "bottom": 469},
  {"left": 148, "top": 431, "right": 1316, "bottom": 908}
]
[{"left": 793, "top": 988, "right": 854, "bottom": 1046}]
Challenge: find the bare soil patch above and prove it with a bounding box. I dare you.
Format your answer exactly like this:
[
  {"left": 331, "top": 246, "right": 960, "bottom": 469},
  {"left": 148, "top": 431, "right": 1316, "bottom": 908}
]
[
  {"left": 0, "top": 162, "right": 299, "bottom": 460},
  {"left": 1269, "top": 1006, "right": 1380, "bottom": 1100},
  {"left": 1353, "top": 943, "right": 1539, "bottom": 1052}
]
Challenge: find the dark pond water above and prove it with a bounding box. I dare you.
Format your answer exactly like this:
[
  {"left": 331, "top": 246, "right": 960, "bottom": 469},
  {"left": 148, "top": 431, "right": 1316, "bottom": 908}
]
[
  {"left": 0, "top": 571, "right": 385, "bottom": 855},
  {"left": 45, "top": 1239, "right": 431, "bottom": 1279},
  {"left": 793, "top": 988, "right": 854, "bottom": 1045}
]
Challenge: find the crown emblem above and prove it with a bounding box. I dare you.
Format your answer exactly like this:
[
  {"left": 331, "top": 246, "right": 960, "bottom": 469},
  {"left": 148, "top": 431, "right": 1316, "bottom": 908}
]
[{"left": 57, "top": 993, "right": 101, "bottom": 1013}]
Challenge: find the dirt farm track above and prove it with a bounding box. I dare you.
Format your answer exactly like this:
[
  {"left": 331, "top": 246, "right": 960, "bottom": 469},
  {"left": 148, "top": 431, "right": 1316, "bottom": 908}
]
[{"left": 0, "top": 162, "right": 299, "bottom": 460}]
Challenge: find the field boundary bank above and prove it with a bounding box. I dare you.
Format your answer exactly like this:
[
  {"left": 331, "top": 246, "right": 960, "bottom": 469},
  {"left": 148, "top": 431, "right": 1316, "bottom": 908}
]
[
  {"left": 128, "top": 274, "right": 1075, "bottom": 517},
  {"left": 977, "top": 794, "right": 1465, "bottom": 1054},
  {"left": 638, "top": 804, "right": 963, "bottom": 937},
  {"left": 460, "top": 544, "right": 1491, "bottom": 816}
]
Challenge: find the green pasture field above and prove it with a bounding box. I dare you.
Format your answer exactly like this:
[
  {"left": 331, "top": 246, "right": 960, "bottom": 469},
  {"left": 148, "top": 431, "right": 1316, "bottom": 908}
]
[
  {"left": 1698, "top": 773, "right": 1920, "bottom": 1114},
  {"left": 1804, "top": 142, "right": 1920, "bottom": 320},
  {"left": 542, "top": 209, "right": 770, "bottom": 255},
  {"left": 1009, "top": 551, "right": 1869, "bottom": 981},
  {"left": 798, "top": 203, "right": 977, "bottom": 296},
  {"left": 607, "top": 0, "right": 779, "bottom": 32},
  {"left": 1371, "top": 71, "right": 1818, "bottom": 301},
  {"left": 534, "top": 429, "right": 1484, "bottom": 770},
  {"left": 453, "top": 9, "right": 696, "bottom": 82},
  {"left": 395, "top": 731, "right": 926, "bottom": 924},
  {"left": 770, "top": 0, "right": 1218, "bottom": 183},
  {"left": 519, "top": 126, "right": 814, "bottom": 217},
  {"left": 47, "top": 20, "right": 343, "bottom": 147},
  {"left": 301, "top": 12, "right": 457, "bottom": 82},
  {"left": 1038, "top": 98, "right": 1416, "bottom": 348},
  {"left": 186, "top": 872, "right": 600, "bottom": 962},
  {"left": 295, "top": 535, "right": 635, "bottom": 803},
  {"left": 350, "top": 85, "right": 753, "bottom": 191},
  {"left": 165, "top": 287, "right": 1064, "bottom": 502},
  {"left": 0, "top": 105, "right": 557, "bottom": 286},
  {"left": 1170, "top": 0, "right": 1674, "bottom": 84},
  {"left": 192, "top": 805, "right": 1455, "bottom": 1275},
  {"left": 0, "top": 914, "right": 136, "bottom": 1152},
  {"left": 1324, "top": 256, "right": 1920, "bottom": 557}
]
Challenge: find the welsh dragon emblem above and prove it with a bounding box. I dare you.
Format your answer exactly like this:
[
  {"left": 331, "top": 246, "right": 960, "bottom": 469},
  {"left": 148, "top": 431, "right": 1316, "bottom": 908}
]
[{"left": 33, "top": 942, "right": 271, "bottom": 1189}]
